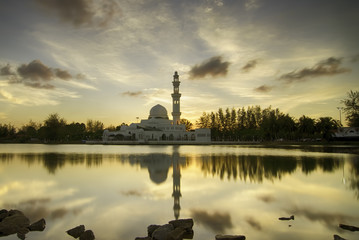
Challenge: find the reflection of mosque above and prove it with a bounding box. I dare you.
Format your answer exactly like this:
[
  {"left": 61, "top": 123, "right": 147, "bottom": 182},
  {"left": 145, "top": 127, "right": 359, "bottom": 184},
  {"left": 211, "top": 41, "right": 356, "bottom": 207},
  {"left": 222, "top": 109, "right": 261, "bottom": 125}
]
[{"left": 140, "top": 147, "right": 184, "bottom": 219}]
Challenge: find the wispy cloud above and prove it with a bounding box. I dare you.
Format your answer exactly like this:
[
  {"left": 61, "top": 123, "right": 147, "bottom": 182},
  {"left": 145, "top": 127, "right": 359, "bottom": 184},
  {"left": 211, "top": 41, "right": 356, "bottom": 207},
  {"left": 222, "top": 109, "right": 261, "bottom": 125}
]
[
  {"left": 189, "top": 56, "right": 231, "bottom": 80},
  {"left": 35, "top": 0, "right": 120, "bottom": 28},
  {"left": 241, "top": 59, "right": 258, "bottom": 73},
  {"left": 278, "top": 57, "right": 350, "bottom": 83},
  {"left": 122, "top": 91, "right": 143, "bottom": 97},
  {"left": 254, "top": 84, "right": 274, "bottom": 93}
]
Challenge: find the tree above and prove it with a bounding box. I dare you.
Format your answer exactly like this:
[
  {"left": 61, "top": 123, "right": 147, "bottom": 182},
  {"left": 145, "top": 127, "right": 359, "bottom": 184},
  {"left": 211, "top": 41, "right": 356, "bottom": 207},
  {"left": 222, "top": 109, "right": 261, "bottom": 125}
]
[
  {"left": 316, "top": 117, "right": 339, "bottom": 140},
  {"left": 341, "top": 90, "right": 359, "bottom": 127},
  {"left": 297, "top": 115, "right": 316, "bottom": 139},
  {"left": 180, "top": 119, "right": 194, "bottom": 131},
  {"left": 86, "top": 119, "right": 104, "bottom": 140},
  {"left": 43, "top": 113, "right": 67, "bottom": 141}
]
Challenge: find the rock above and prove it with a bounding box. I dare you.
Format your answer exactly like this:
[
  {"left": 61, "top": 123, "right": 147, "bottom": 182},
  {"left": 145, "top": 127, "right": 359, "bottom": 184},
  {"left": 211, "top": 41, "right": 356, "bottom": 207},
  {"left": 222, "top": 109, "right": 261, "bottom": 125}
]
[
  {"left": 169, "top": 219, "right": 194, "bottom": 232},
  {"left": 17, "top": 232, "right": 26, "bottom": 240},
  {"left": 152, "top": 224, "right": 174, "bottom": 240},
  {"left": 168, "top": 226, "right": 186, "bottom": 240},
  {"left": 278, "top": 215, "right": 294, "bottom": 221},
  {"left": 28, "top": 218, "right": 46, "bottom": 231},
  {"left": 334, "top": 234, "right": 346, "bottom": 240},
  {"left": 215, "top": 234, "right": 246, "bottom": 240},
  {"left": 339, "top": 223, "right": 359, "bottom": 232},
  {"left": 148, "top": 224, "right": 161, "bottom": 237},
  {"left": 0, "top": 209, "right": 8, "bottom": 221},
  {"left": 135, "top": 237, "right": 152, "bottom": 240},
  {"left": 0, "top": 210, "right": 30, "bottom": 237},
  {"left": 79, "top": 230, "right": 95, "bottom": 240},
  {"left": 67, "top": 225, "right": 85, "bottom": 238}
]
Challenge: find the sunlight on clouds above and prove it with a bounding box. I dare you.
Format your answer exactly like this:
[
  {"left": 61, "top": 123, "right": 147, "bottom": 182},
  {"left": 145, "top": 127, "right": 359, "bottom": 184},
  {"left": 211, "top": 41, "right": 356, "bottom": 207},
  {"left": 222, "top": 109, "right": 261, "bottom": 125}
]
[{"left": 0, "top": 84, "right": 79, "bottom": 106}]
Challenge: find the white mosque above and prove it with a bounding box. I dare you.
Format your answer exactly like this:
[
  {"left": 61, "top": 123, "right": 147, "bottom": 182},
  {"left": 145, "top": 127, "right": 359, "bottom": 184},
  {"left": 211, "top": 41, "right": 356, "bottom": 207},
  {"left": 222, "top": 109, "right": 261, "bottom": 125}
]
[{"left": 102, "top": 71, "right": 211, "bottom": 144}]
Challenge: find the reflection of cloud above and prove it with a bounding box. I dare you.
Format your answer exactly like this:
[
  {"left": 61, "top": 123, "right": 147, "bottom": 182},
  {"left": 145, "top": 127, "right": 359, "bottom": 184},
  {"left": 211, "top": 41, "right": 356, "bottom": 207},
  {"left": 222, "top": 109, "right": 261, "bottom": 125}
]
[
  {"left": 190, "top": 209, "right": 233, "bottom": 233},
  {"left": 245, "top": 216, "right": 262, "bottom": 231},
  {"left": 287, "top": 205, "right": 358, "bottom": 230},
  {"left": 278, "top": 57, "right": 350, "bottom": 83},
  {"left": 189, "top": 56, "right": 230, "bottom": 79},
  {"left": 256, "top": 193, "right": 276, "bottom": 203},
  {"left": 121, "top": 190, "right": 144, "bottom": 197}
]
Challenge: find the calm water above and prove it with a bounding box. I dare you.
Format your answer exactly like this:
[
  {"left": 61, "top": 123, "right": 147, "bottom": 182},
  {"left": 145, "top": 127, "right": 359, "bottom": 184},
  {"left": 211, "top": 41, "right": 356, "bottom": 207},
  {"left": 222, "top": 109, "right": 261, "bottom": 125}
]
[{"left": 0, "top": 144, "right": 358, "bottom": 240}]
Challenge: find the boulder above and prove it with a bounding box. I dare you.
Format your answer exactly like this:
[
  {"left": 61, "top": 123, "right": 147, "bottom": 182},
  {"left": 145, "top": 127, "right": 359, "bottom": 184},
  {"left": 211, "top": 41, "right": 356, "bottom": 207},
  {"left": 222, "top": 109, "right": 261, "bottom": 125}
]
[
  {"left": 278, "top": 215, "right": 294, "bottom": 221},
  {"left": 339, "top": 224, "right": 359, "bottom": 232},
  {"left": 0, "top": 210, "right": 30, "bottom": 237},
  {"left": 28, "top": 218, "right": 46, "bottom": 231},
  {"left": 167, "top": 226, "right": 186, "bottom": 240},
  {"left": 334, "top": 234, "right": 346, "bottom": 240},
  {"left": 169, "top": 219, "right": 194, "bottom": 232},
  {"left": 0, "top": 209, "right": 8, "bottom": 221},
  {"left": 135, "top": 237, "right": 152, "bottom": 240},
  {"left": 152, "top": 224, "right": 174, "bottom": 240},
  {"left": 79, "top": 230, "right": 95, "bottom": 240},
  {"left": 215, "top": 234, "right": 246, "bottom": 240},
  {"left": 148, "top": 224, "right": 161, "bottom": 237},
  {"left": 67, "top": 225, "right": 85, "bottom": 238}
]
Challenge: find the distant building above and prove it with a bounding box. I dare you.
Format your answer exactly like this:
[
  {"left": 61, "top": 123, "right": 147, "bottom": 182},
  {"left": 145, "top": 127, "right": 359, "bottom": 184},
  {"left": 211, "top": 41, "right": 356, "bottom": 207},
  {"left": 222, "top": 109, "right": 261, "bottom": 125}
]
[
  {"left": 102, "top": 71, "right": 211, "bottom": 144},
  {"left": 332, "top": 127, "right": 359, "bottom": 141}
]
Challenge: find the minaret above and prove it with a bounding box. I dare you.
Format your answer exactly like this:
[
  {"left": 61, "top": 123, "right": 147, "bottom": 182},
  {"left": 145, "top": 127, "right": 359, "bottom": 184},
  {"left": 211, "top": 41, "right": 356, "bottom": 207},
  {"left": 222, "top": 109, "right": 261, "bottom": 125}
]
[{"left": 171, "top": 71, "right": 181, "bottom": 125}]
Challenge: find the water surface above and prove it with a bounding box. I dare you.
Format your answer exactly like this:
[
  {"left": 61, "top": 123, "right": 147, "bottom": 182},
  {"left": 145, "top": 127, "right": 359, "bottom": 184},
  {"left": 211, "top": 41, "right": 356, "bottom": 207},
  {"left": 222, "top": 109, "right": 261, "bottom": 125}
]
[{"left": 0, "top": 144, "right": 358, "bottom": 240}]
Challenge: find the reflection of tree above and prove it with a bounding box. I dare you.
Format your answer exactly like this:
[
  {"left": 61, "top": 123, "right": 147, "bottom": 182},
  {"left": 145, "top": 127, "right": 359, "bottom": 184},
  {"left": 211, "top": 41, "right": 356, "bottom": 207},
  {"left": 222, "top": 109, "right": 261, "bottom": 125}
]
[
  {"left": 199, "top": 154, "right": 341, "bottom": 183},
  {"left": 349, "top": 158, "right": 359, "bottom": 199}
]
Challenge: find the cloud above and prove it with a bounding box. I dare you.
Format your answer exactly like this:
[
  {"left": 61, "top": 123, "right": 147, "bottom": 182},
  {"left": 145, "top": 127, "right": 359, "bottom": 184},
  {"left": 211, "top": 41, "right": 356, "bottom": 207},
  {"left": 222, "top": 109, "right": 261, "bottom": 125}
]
[
  {"left": 351, "top": 54, "right": 359, "bottom": 63},
  {"left": 254, "top": 84, "right": 273, "bottom": 93},
  {"left": 190, "top": 209, "right": 233, "bottom": 233},
  {"left": 1, "top": 60, "right": 85, "bottom": 90},
  {"left": 120, "top": 189, "right": 144, "bottom": 197},
  {"left": 0, "top": 64, "right": 15, "bottom": 76},
  {"left": 188, "top": 56, "right": 230, "bottom": 79},
  {"left": 245, "top": 0, "right": 260, "bottom": 11},
  {"left": 17, "top": 60, "right": 54, "bottom": 81},
  {"left": 36, "top": 0, "right": 120, "bottom": 27},
  {"left": 278, "top": 57, "right": 350, "bottom": 83},
  {"left": 241, "top": 59, "right": 258, "bottom": 73},
  {"left": 245, "top": 216, "right": 262, "bottom": 231},
  {"left": 122, "top": 91, "right": 143, "bottom": 97}
]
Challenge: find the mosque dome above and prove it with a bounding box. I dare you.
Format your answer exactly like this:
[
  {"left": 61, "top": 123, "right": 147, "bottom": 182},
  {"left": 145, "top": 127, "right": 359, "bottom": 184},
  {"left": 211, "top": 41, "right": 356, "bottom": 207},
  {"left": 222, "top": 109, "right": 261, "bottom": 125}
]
[{"left": 149, "top": 104, "right": 169, "bottom": 119}]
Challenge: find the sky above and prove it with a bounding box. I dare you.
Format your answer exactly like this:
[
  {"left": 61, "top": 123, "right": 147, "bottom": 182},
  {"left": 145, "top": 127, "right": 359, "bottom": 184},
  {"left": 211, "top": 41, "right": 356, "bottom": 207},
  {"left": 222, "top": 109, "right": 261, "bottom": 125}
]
[{"left": 0, "top": 0, "right": 358, "bottom": 127}]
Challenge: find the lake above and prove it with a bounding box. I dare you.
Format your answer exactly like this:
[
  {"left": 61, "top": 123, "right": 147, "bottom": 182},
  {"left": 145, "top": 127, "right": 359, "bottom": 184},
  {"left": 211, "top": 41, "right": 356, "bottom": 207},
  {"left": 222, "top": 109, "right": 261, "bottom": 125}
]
[{"left": 0, "top": 144, "right": 358, "bottom": 240}]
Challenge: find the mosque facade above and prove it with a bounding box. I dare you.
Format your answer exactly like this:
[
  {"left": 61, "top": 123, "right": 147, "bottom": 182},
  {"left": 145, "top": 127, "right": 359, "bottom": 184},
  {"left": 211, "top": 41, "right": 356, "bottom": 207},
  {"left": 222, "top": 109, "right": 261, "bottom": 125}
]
[{"left": 102, "top": 71, "right": 211, "bottom": 144}]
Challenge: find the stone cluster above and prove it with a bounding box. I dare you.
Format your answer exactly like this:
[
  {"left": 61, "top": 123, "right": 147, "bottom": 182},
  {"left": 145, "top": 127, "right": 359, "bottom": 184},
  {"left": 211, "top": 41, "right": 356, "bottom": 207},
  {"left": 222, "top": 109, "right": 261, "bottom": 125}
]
[
  {"left": 0, "top": 209, "right": 46, "bottom": 240},
  {"left": 66, "top": 225, "right": 95, "bottom": 240},
  {"left": 135, "top": 218, "right": 245, "bottom": 240}
]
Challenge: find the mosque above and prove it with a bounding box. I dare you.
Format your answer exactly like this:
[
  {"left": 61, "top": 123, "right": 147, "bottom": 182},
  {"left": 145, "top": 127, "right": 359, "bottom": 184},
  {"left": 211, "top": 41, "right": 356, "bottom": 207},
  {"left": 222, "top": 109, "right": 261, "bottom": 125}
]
[{"left": 102, "top": 71, "right": 211, "bottom": 144}]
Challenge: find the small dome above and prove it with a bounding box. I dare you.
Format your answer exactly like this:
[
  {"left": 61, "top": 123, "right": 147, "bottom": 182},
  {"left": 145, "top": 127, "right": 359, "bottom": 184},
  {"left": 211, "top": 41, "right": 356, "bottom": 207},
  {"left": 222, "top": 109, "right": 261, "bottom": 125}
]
[{"left": 149, "top": 104, "right": 169, "bottom": 119}]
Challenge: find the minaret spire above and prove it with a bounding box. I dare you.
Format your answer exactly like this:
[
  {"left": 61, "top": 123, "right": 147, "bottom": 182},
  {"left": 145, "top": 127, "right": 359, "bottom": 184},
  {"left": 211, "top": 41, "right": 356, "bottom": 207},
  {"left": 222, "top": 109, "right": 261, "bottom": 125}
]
[{"left": 171, "top": 71, "right": 181, "bottom": 125}]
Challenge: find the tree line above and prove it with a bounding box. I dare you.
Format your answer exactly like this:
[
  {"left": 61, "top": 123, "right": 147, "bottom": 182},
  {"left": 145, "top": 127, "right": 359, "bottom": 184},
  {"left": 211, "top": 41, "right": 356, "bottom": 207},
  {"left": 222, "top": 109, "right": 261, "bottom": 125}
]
[
  {"left": 0, "top": 113, "right": 125, "bottom": 143},
  {"left": 0, "top": 90, "right": 358, "bottom": 143},
  {"left": 196, "top": 90, "right": 358, "bottom": 141},
  {"left": 196, "top": 106, "right": 340, "bottom": 141}
]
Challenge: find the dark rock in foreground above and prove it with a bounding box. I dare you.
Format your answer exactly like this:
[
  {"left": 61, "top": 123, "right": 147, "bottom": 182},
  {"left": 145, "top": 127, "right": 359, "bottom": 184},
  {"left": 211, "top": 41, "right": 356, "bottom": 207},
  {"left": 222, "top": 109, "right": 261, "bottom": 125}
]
[
  {"left": 0, "top": 209, "right": 46, "bottom": 239},
  {"left": 278, "top": 215, "right": 294, "bottom": 221},
  {"left": 137, "top": 218, "right": 245, "bottom": 240},
  {"left": 333, "top": 234, "right": 346, "bottom": 240},
  {"left": 67, "top": 225, "right": 86, "bottom": 238},
  {"left": 339, "top": 223, "right": 359, "bottom": 232},
  {"left": 215, "top": 235, "right": 246, "bottom": 240}
]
